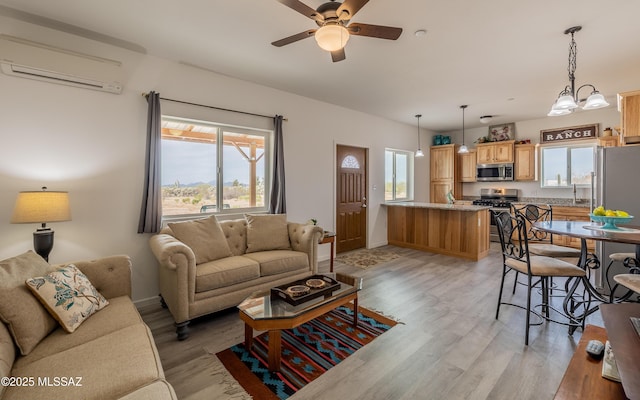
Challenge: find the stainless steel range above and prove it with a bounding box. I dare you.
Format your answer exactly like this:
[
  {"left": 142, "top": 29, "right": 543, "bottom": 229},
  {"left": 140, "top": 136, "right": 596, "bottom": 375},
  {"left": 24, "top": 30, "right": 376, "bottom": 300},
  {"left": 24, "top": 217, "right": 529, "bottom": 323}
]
[{"left": 472, "top": 188, "right": 519, "bottom": 242}]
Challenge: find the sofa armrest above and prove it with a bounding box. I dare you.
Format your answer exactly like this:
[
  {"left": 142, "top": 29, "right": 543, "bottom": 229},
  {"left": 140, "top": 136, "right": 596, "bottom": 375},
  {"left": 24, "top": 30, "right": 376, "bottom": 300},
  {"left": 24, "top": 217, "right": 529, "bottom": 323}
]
[
  {"left": 288, "top": 223, "right": 323, "bottom": 274},
  {"left": 148, "top": 234, "right": 197, "bottom": 324},
  {"left": 62, "top": 255, "right": 133, "bottom": 299},
  {"left": 149, "top": 234, "right": 196, "bottom": 272}
]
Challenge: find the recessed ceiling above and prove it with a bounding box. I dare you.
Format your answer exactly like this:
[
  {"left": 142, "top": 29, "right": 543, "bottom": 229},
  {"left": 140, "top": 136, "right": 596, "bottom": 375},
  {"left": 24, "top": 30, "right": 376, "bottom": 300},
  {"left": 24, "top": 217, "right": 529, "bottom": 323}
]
[{"left": 1, "top": 0, "right": 639, "bottom": 131}]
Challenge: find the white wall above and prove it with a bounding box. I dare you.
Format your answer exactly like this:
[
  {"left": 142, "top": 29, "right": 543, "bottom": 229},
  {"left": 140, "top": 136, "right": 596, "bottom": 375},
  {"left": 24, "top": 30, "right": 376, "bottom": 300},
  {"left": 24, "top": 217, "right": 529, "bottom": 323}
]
[
  {"left": 0, "top": 16, "right": 432, "bottom": 302},
  {"left": 438, "top": 107, "right": 621, "bottom": 200}
]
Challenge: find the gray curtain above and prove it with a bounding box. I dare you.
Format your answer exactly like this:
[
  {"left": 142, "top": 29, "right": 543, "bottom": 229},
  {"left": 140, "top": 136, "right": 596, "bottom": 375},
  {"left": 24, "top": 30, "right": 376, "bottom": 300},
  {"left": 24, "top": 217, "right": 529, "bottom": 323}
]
[
  {"left": 268, "top": 115, "right": 286, "bottom": 214},
  {"left": 137, "top": 91, "right": 162, "bottom": 233}
]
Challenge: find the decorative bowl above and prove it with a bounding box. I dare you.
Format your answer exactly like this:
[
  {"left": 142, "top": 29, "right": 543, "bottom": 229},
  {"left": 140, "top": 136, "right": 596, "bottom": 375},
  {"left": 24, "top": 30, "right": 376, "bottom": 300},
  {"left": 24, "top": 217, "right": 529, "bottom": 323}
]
[
  {"left": 286, "top": 285, "right": 310, "bottom": 297},
  {"left": 589, "top": 213, "right": 634, "bottom": 230},
  {"left": 305, "top": 278, "right": 326, "bottom": 289}
]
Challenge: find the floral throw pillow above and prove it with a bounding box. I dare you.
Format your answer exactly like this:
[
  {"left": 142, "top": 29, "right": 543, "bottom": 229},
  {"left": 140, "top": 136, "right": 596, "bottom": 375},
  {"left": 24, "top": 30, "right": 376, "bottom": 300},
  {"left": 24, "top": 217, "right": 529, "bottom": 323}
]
[{"left": 25, "top": 264, "right": 109, "bottom": 333}]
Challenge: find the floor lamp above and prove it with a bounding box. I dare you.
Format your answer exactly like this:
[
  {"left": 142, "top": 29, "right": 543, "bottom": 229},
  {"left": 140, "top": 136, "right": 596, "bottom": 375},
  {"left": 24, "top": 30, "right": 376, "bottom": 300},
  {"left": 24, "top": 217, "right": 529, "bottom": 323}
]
[{"left": 10, "top": 187, "right": 71, "bottom": 262}]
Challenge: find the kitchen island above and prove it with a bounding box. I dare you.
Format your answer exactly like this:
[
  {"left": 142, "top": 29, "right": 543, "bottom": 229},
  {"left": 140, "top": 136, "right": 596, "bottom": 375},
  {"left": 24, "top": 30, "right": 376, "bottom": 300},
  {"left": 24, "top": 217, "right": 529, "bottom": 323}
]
[{"left": 384, "top": 202, "right": 491, "bottom": 260}]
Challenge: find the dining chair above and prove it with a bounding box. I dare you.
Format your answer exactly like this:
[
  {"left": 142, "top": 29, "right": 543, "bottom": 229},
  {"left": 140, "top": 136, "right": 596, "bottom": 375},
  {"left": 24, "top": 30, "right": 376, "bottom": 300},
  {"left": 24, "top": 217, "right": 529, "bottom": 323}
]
[
  {"left": 510, "top": 203, "right": 581, "bottom": 294},
  {"left": 493, "top": 211, "right": 587, "bottom": 345}
]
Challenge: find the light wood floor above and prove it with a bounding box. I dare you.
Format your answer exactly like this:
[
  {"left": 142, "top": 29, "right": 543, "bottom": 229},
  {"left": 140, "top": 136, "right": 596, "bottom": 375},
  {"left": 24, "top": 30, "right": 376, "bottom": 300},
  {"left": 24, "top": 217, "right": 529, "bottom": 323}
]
[{"left": 139, "top": 244, "right": 605, "bottom": 400}]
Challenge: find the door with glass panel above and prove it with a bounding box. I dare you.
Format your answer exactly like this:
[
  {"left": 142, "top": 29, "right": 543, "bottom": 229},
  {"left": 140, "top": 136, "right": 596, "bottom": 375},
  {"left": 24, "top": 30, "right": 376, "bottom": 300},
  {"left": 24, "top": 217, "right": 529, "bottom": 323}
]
[{"left": 336, "top": 145, "right": 367, "bottom": 253}]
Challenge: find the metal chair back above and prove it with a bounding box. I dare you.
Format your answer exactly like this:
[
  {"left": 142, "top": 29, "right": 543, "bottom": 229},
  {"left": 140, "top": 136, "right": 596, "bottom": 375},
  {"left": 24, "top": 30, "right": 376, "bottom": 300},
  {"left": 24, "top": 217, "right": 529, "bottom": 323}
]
[{"left": 511, "top": 203, "right": 555, "bottom": 243}]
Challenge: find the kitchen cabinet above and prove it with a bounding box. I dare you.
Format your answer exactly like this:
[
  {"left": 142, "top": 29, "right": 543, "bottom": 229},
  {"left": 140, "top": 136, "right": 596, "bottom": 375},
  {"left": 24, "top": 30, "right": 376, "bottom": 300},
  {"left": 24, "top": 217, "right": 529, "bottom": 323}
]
[
  {"left": 597, "top": 136, "right": 619, "bottom": 147},
  {"left": 459, "top": 149, "right": 477, "bottom": 182},
  {"left": 430, "top": 144, "right": 462, "bottom": 203},
  {"left": 618, "top": 89, "right": 640, "bottom": 145},
  {"left": 552, "top": 206, "right": 594, "bottom": 251},
  {"left": 476, "top": 140, "right": 514, "bottom": 164},
  {"left": 514, "top": 144, "right": 536, "bottom": 181}
]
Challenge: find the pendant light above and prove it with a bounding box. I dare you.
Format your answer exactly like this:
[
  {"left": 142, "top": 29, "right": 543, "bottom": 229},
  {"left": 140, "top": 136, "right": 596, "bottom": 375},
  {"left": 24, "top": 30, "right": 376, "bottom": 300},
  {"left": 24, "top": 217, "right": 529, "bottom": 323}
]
[
  {"left": 415, "top": 114, "right": 424, "bottom": 157},
  {"left": 458, "top": 105, "right": 469, "bottom": 154},
  {"left": 547, "top": 26, "right": 609, "bottom": 116}
]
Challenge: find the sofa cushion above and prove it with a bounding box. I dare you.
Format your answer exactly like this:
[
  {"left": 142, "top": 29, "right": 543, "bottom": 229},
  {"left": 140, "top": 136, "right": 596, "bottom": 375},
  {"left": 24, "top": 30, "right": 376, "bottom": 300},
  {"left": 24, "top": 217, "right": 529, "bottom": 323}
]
[
  {"left": 168, "top": 215, "right": 233, "bottom": 264},
  {"left": 195, "top": 256, "right": 260, "bottom": 293},
  {"left": 26, "top": 264, "right": 109, "bottom": 333},
  {"left": 0, "top": 251, "right": 58, "bottom": 355},
  {"left": 14, "top": 296, "right": 142, "bottom": 368},
  {"left": 5, "top": 324, "right": 165, "bottom": 400},
  {"left": 243, "top": 250, "right": 309, "bottom": 276},
  {"left": 245, "top": 214, "right": 291, "bottom": 253}
]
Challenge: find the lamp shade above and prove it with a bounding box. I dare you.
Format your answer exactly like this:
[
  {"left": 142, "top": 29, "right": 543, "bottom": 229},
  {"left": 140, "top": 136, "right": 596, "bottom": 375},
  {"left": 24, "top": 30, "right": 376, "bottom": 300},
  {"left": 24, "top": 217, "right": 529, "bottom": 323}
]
[
  {"left": 554, "top": 94, "right": 578, "bottom": 110},
  {"left": 11, "top": 191, "right": 71, "bottom": 224},
  {"left": 315, "top": 25, "right": 350, "bottom": 52},
  {"left": 582, "top": 92, "right": 609, "bottom": 110}
]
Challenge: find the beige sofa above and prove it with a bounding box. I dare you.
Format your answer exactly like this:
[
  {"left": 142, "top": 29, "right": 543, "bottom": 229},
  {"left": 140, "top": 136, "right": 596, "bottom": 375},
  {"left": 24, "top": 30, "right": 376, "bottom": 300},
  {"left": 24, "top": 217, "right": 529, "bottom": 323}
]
[
  {"left": 0, "top": 252, "right": 176, "bottom": 400},
  {"left": 149, "top": 214, "right": 323, "bottom": 340}
]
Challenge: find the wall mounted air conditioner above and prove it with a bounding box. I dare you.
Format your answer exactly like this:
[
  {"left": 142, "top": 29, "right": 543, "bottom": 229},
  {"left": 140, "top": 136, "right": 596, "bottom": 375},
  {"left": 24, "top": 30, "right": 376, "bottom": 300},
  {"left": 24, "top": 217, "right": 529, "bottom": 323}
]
[{"left": 0, "top": 34, "right": 123, "bottom": 94}]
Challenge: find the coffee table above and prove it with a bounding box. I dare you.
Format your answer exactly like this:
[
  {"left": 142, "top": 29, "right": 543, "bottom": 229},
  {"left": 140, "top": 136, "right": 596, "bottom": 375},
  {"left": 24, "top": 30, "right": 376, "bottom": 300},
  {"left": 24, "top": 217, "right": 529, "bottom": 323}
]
[{"left": 238, "top": 273, "right": 362, "bottom": 372}]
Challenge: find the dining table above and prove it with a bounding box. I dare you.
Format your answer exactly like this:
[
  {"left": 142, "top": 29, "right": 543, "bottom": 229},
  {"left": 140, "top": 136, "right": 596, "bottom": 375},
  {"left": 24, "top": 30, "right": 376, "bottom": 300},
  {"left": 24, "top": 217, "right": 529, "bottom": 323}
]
[{"left": 532, "top": 220, "right": 640, "bottom": 329}]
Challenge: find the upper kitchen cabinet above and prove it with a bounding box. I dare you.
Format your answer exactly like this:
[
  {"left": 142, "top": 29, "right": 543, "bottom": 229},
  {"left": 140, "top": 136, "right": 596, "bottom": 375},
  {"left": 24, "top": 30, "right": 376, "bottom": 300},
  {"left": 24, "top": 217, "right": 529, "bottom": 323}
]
[
  {"left": 618, "top": 90, "right": 640, "bottom": 145},
  {"left": 514, "top": 143, "right": 537, "bottom": 181},
  {"left": 430, "top": 144, "right": 462, "bottom": 203},
  {"left": 476, "top": 140, "right": 515, "bottom": 164},
  {"left": 459, "top": 149, "right": 477, "bottom": 182}
]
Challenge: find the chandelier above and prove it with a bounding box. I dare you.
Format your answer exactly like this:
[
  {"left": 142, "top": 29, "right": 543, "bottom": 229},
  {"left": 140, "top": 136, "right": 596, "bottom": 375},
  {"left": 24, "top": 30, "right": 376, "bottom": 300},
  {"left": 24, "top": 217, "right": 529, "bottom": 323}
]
[{"left": 548, "top": 26, "right": 609, "bottom": 116}]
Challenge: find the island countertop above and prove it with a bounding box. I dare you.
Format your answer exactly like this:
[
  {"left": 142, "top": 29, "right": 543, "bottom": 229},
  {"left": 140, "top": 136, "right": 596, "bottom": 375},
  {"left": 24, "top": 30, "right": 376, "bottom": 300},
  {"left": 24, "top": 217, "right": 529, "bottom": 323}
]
[
  {"left": 385, "top": 202, "right": 490, "bottom": 260},
  {"left": 384, "top": 202, "right": 490, "bottom": 212}
]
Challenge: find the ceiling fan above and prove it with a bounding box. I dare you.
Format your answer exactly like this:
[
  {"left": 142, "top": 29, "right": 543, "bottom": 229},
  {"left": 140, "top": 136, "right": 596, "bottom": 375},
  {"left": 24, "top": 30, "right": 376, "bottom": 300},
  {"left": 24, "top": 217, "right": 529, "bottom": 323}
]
[{"left": 271, "top": 0, "right": 402, "bottom": 62}]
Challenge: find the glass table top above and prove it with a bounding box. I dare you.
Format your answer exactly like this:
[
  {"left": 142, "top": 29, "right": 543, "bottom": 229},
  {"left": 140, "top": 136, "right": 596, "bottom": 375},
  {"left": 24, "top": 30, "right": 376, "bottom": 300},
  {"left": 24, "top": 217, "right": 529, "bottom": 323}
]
[{"left": 238, "top": 273, "right": 362, "bottom": 321}]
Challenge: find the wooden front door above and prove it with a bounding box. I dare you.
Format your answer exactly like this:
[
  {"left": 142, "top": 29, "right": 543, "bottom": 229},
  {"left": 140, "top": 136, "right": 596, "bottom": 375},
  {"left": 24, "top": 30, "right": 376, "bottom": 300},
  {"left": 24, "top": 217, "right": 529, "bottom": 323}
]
[{"left": 336, "top": 145, "right": 367, "bottom": 253}]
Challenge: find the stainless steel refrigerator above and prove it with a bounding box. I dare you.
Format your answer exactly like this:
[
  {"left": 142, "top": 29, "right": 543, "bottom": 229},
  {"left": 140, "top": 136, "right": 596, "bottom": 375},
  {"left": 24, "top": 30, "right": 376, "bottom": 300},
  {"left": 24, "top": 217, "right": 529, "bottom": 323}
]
[{"left": 595, "top": 145, "right": 640, "bottom": 292}]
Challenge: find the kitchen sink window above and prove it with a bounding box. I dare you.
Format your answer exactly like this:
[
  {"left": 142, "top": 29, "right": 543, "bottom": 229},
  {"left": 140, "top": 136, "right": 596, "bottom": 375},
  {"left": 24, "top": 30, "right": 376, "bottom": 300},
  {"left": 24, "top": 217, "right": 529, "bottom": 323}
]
[
  {"left": 385, "top": 149, "right": 414, "bottom": 201},
  {"left": 540, "top": 143, "right": 596, "bottom": 187}
]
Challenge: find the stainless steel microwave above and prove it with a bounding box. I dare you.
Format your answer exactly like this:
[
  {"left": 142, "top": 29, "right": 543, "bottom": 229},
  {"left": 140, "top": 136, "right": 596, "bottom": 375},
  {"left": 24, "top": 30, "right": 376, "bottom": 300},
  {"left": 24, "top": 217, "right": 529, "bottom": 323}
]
[{"left": 476, "top": 163, "right": 514, "bottom": 181}]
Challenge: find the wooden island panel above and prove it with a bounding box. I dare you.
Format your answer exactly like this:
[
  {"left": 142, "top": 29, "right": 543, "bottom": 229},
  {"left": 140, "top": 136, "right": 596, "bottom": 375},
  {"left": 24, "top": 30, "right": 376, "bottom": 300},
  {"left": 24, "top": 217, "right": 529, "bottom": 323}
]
[{"left": 387, "top": 203, "right": 490, "bottom": 260}]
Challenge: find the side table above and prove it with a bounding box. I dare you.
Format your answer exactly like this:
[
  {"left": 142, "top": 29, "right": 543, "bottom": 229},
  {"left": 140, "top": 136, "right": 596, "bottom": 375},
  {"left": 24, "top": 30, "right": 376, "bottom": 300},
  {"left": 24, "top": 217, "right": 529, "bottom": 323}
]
[{"left": 320, "top": 231, "right": 336, "bottom": 272}]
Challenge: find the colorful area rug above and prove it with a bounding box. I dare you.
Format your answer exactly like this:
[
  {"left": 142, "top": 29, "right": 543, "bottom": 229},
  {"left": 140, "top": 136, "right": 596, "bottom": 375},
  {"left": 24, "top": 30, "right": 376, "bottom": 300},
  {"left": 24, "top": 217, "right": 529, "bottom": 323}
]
[
  {"left": 334, "top": 248, "right": 400, "bottom": 269},
  {"left": 217, "top": 304, "right": 397, "bottom": 400}
]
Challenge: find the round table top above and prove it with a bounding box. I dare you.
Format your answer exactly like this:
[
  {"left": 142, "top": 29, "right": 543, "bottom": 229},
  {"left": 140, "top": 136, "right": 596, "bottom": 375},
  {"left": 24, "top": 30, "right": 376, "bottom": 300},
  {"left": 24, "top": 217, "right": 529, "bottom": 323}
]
[{"left": 532, "top": 221, "right": 640, "bottom": 246}]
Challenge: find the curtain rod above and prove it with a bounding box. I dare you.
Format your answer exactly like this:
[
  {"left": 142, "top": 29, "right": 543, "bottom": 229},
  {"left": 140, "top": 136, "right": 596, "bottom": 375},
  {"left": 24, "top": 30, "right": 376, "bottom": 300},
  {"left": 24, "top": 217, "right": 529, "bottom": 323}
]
[{"left": 141, "top": 92, "right": 287, "bottom": 121}]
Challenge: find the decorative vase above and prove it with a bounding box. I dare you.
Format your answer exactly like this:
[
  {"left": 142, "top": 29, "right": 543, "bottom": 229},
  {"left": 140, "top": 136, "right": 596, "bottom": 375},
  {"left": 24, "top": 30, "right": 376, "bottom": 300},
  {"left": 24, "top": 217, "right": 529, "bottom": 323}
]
[{"left": 603, "top": 128, "right": 612, "bottom": 137}]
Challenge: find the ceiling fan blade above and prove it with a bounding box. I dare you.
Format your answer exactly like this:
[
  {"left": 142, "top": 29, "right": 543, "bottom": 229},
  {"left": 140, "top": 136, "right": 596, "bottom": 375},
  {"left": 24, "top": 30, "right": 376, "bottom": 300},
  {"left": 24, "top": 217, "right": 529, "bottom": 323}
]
[
  {"left": 337, "top": 0, "right": 369, "bottom": 21},
  {"left": 275, "top": 0, "right": 324, "bottom": 23},
  {"left": 331, "top": 48, "right": 346, "bottom": 62},
  {"left": 347, "top": 23, "right": 402, "bottom": 40},
  {"left": 271, "top": 29, "right": 316, "bottom": 47}
]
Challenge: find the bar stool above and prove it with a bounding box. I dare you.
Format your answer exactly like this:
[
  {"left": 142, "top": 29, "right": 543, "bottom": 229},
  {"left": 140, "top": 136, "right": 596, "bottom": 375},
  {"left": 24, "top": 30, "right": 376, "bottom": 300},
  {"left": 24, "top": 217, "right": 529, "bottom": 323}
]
[
  {"left": 510, "top": 204, "right": 581, "bottom": 294},
  {"left": 493, "top": 211, "right": 587, "bottom": 345},
  {"left": 605, "top": 252, "right": 637, "bottom": 300}
]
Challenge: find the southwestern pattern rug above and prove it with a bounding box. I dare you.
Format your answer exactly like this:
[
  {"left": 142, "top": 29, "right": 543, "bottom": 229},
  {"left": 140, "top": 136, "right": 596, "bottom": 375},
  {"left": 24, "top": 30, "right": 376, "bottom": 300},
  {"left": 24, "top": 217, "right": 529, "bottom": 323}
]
[
  {"left": 334, "top": 247, "right": 400, "bottom": 269},
  {"left": 217, "top": 305, "right": 397, "bottom": 400}
]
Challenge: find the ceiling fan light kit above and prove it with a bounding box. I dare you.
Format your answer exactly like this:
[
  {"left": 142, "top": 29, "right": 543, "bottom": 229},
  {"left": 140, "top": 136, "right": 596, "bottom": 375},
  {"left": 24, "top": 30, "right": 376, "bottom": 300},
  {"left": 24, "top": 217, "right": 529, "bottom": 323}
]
[
  {"left": 272, "top": 0, "right": 402, "bottom": 62},
  {"left": 548, "top": 26, "right": 609, "bottom": 117},
  {"left": 315, "top": 24, "right": 349, "bottom": 51}
]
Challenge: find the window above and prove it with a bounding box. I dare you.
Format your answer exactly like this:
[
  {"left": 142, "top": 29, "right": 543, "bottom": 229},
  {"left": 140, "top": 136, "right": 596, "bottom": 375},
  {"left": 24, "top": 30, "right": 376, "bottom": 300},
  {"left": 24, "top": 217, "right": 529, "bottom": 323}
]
[
  {"left": 385, "top": 149, "right": 413, "bottom": 201},
  {"left": 161, "top": 116, "right": 271, "bottom": 217},
  {"left": 540, "top": 143, "right": 595, "bottom": 187}
]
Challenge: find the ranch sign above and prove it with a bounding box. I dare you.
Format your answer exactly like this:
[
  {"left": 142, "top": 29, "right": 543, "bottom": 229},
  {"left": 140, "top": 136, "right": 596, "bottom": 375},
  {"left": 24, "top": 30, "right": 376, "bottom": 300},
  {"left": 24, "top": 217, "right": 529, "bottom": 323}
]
[{"left": 540, "top": 124, "right": 598, "bottom": 143}]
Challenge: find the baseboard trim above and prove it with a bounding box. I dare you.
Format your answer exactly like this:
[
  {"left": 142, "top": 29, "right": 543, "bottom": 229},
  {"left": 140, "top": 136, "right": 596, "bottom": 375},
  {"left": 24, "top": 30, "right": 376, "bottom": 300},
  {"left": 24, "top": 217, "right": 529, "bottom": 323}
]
[{"left": 133, "top": 295, "right": 160, "bottom": 310}]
